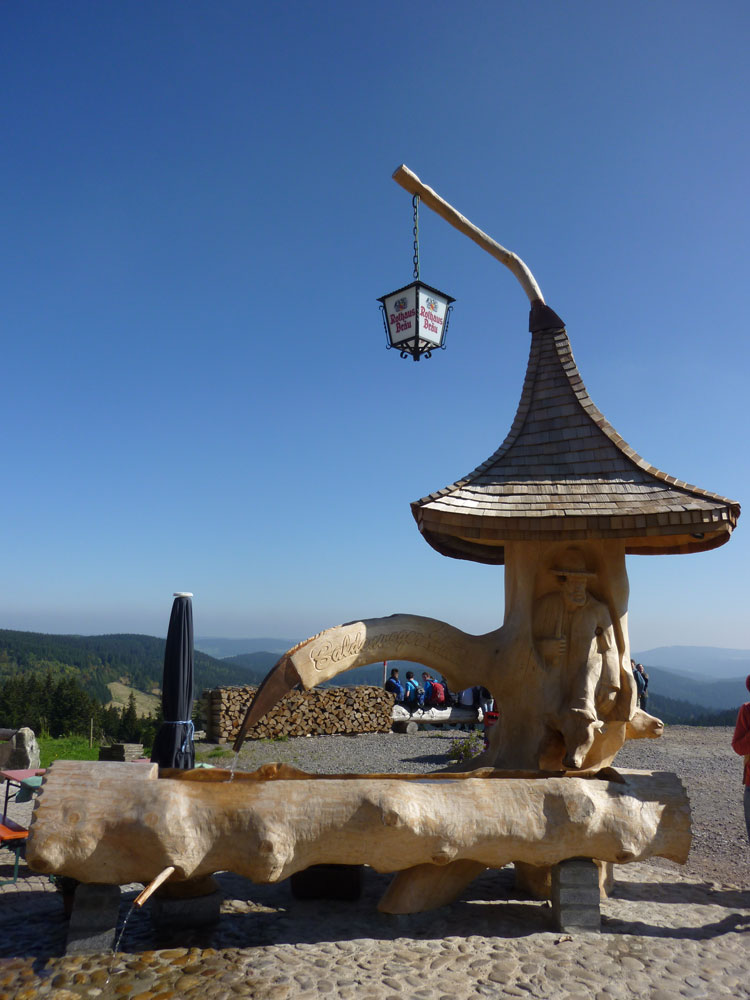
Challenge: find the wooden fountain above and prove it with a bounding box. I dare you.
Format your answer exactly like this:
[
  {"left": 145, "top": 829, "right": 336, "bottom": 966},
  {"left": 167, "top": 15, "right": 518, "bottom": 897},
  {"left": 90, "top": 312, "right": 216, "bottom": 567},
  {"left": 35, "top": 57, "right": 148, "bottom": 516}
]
[{"left": 26, "top": 167, "right": 739, "bottom": 915}]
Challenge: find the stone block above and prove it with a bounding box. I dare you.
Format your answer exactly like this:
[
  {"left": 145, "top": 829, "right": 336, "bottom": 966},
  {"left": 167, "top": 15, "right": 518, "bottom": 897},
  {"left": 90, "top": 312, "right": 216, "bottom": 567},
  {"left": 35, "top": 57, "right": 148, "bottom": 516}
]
[
  {"left": 515, "top": 858, "right": 613, "bottom": 900},
  {"left": 551, "top": 859, "right": 600, "bottom": 933},
  {"left": 554, "top": 903, "right": 601, "bottom": 931},
  {"left": 65, "top": 883, "right": 121, "bottom": 954},
  {"left": 0, "top": 727, "right": 40, "bottom": 770},
  {"left": 554, "top": 858, "right": 601, "bottom": 888},
  {"left": 555, "top": 885, "right": 600, "bottom": 906}
]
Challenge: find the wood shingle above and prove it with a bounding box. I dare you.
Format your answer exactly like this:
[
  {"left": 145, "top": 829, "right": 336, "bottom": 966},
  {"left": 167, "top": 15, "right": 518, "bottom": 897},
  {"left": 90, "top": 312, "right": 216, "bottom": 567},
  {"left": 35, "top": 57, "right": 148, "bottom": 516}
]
[{"left": 411, "top": 307, "right": 740, "bottom": 564}]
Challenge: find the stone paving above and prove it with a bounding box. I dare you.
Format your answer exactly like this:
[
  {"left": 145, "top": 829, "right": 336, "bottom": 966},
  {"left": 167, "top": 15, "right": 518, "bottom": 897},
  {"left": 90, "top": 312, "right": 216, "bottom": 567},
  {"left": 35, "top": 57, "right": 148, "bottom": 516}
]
[
  {"left": 2, "top": 753, "right": 750, "bottom": 1000},
  {"left": 2, "top": 840, "right": 749, "bottom": 998}
]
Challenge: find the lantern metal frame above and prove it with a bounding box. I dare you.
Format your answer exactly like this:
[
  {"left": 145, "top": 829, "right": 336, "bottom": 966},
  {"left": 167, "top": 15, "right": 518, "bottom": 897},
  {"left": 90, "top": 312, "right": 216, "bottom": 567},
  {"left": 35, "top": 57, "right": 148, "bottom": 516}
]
[{"left": 377, "top": 280, "right": 455, "bottom": 362}]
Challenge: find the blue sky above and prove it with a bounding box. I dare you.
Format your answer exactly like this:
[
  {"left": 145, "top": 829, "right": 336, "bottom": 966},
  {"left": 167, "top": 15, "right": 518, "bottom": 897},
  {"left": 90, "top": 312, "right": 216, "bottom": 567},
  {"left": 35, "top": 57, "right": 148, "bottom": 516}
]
[{"left": 2, "top": 1, "right": 748, "bottom": 653}]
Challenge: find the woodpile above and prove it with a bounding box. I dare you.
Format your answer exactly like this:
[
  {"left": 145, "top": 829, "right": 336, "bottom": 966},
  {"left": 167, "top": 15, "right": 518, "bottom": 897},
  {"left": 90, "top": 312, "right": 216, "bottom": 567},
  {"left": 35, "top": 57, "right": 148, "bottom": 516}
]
[{"left": 203, "top": 685, "right": 394, "bottom": 743}]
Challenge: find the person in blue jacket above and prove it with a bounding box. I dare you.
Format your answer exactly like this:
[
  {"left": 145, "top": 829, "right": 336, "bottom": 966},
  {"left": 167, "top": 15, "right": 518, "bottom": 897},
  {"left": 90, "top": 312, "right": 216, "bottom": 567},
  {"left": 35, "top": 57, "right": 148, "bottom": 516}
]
[
  {"left": 384, "top": 667, "right": 404, "bottom": 703},
  {"left": 404, "top": 671, "right": 422, "bottom": 711},
  {"left": 631, "top": 658, "right": 646, "bottom": 707}
]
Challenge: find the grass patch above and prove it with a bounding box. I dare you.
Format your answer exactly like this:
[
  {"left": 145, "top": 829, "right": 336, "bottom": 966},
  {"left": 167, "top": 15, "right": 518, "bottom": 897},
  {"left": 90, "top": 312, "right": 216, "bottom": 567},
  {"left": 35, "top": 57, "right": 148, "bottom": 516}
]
[
  {"left": 38, "top": 734, "right": 154, "bottom": 767},
  {"left": 37, "top": 735, "right": 101, "bottom": 769},
  {"left": 197, "top": 747, "right": 234, "bottom": 760}
]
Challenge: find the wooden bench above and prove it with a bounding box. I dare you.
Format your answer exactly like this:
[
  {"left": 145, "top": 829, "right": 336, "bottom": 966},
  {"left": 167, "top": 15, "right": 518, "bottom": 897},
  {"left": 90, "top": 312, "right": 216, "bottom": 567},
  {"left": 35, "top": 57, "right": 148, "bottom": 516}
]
[
  {"left": 392, "top": 704, "right": 482, "bottom": 730},
  {"left": 0, "top": 818, "right": 29, "bottom": 886}
]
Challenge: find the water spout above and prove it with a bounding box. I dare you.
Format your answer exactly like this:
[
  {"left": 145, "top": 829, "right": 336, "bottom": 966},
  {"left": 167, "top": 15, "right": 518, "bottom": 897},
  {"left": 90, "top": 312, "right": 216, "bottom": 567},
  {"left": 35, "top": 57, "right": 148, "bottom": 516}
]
[{"left": 134, "top": 865, "right": 176, "bottom": 907}]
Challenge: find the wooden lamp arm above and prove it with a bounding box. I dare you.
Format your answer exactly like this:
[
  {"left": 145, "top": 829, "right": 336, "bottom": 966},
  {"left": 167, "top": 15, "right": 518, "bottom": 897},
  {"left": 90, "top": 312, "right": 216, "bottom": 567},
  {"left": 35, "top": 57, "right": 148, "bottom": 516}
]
[{"left": 392, "top": 164, "right": 544, "bottom": 305}]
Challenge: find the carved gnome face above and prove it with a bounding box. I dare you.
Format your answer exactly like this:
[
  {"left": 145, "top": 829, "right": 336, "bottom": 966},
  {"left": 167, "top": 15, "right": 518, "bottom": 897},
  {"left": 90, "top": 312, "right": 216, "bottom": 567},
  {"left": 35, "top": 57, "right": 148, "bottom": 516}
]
[
  {"left": 560, "top": 574, "right": 588, "bottom": 608},
  {"left": 553, "top": 548, "right": 595, "bottom": 610}
]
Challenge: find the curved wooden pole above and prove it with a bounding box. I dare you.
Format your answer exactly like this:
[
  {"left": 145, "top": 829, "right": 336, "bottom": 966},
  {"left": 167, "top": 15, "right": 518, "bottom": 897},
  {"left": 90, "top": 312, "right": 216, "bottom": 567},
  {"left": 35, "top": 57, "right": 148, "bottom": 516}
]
[
  {"left": 392, "top": 165, "right": 545, "bottom": 305},
  {"left": 233, "top": 614, "right": 500, "bottom": 752}
]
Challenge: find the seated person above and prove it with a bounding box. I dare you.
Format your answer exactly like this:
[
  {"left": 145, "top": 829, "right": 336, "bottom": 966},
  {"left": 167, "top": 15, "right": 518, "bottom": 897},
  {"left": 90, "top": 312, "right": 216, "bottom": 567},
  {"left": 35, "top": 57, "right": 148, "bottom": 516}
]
[
  {"left": 479, "top": 686, "right": 493, "bottom": 714},
  {"left": 459, "top": 686, "right": 476, "bottom": 707},
  {"left": 422, "top": 672, "right": 446, "bottom": 707},
  {"left": 404, "top": 671, "right": 422, "bottom": 710},
  {"left": 384, "top": 667, "right": 404, "bottom": 703}
]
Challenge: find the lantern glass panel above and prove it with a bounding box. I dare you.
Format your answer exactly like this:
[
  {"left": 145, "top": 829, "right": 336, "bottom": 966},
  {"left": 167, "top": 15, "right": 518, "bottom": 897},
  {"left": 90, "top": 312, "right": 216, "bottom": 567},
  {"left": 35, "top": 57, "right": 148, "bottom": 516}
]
[
  {"left": 417, "top": 286, "right": 450, "bottom": 347},
  {"left": 382, "top": 285, "right": 418, "bottom": 349}
]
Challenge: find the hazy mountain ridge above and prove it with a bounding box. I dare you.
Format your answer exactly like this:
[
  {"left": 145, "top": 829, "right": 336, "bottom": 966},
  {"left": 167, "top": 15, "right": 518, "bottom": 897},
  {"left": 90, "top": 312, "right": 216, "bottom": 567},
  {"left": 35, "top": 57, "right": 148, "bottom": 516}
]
[
  {"left": 195, "top": 637, "right": 298, "bottom": 659},
  {"left": 638, "top": 664, "right": 746, "bottom": 712},
  {"left": 633, "top": 645, "right": 750, "bottom": 679},
  {"left": 212, "top": 638, "right": 750, "bottom": 704},
  {"left": 2, "top": 630, "right": 746, "bottom": 723},
  {"left": 646, "top": 692, "right": 738, "bottom": 727},
  {"left": 221, "top": 651, "right": 278, "bottom": 685},
  {"left": 217, "top": 640, "right": 750, "bottom": 714},
  {"left": 220, "top": 653, "right": 417, "bottom": 689}
]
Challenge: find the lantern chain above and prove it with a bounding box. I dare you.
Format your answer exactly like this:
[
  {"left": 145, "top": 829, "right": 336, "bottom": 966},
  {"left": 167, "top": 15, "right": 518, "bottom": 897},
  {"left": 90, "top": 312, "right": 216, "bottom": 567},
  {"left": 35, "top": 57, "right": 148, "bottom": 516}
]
[{"left": 412, "top": 194, "right": 420, "bottom": 280}]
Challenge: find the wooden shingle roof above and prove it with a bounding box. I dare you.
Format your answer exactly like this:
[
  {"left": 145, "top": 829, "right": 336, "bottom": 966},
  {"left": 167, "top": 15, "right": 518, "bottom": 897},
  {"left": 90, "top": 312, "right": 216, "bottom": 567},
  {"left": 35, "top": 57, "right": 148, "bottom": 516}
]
[{"left": 412, "top": 304, "right": 740, "bottom": 564}]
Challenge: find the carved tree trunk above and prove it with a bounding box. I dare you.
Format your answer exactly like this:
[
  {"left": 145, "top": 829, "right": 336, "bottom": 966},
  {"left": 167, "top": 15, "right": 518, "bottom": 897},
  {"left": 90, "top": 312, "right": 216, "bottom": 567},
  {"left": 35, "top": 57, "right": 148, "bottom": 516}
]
[
  {"left": 28, "top": 761, "right": 690, "bottom": 913},
  {"left": 482, "top": 539, "right": 636, "bottom": 771}
]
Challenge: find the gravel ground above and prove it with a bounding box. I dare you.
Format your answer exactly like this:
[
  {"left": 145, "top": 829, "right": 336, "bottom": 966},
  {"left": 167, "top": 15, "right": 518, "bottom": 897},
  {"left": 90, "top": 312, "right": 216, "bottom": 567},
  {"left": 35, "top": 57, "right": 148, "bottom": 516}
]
[
  {"left": 615, "top": 725, "right": 748, "bottom": 887},
  {"left": 201, "top": 723, "right": 749, "bottom": 888}
]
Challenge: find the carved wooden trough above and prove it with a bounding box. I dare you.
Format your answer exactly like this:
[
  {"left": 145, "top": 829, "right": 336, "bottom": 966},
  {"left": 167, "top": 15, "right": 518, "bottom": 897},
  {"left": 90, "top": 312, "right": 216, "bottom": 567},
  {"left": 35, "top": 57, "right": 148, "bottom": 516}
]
[{"left": 27, "top": 759, "right": 691, "bottom": 913}]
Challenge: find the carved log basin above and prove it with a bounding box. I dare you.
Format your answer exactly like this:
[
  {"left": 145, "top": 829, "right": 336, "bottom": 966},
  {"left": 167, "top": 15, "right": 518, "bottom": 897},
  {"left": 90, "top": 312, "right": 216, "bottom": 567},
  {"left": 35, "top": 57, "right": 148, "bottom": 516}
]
[{"left": 26, "top": 760, "right": 691, "bottom": 914}]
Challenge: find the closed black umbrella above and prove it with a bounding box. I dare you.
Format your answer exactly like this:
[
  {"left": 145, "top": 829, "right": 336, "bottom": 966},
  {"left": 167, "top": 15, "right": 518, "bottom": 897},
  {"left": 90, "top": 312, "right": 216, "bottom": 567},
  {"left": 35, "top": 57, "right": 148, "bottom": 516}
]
[{"left": 150, "top": 592, "right": 195, "bottom": 769}]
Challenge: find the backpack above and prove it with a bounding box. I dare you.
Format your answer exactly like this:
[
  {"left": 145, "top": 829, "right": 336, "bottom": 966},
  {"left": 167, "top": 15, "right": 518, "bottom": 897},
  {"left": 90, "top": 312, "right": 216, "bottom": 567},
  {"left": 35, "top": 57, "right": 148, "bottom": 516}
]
[
  {"left": 429, "top": 681, "right": 446, "bottom": 706},
  {"left": 405, "top": 679, "right": 420, "bottom": 706}
]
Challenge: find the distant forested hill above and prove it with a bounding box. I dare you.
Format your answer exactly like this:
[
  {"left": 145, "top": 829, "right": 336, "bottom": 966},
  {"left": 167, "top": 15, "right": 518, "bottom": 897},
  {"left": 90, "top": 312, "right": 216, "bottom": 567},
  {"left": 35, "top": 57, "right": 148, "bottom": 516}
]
[
  {"left": 647, "top": 692, "right": 739, "bottom": 726},
  {"left": 196, "top": 637, "right": 297, "bottom": 659},
  {"left": 0, "top": 629, "right": 255, "bottom": 704},
  {"left": 221, "top": 651, "right": 278, "bottom": 684},
  {"left": 640, "top": 665, "right": 746, "bottom": 712}
]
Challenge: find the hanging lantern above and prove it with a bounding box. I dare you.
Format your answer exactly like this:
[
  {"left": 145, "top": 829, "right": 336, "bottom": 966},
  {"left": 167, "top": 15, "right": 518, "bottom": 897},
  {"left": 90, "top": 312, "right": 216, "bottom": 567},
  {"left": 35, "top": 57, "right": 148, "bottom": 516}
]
[{"left": 377, "top": 196, "right": 455, "bottom": 361}]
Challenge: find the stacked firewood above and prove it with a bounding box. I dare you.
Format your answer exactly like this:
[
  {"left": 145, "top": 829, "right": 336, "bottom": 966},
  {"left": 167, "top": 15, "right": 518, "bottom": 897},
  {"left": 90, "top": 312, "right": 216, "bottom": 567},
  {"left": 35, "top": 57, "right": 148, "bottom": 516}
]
[{"left": 203, "top": 685, "right": 395, "bottom": 743}]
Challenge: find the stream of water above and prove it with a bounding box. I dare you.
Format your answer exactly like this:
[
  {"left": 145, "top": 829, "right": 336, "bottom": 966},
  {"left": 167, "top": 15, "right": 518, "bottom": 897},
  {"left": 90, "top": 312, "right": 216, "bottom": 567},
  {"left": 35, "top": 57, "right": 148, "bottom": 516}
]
[{"left": 106, "top": 899, "right": 137, "bottom": 983}]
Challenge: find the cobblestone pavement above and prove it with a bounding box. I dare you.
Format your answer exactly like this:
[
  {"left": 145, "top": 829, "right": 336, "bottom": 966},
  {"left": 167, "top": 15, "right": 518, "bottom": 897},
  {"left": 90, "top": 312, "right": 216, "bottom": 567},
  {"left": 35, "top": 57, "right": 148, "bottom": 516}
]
[
  {"left": 1, "top": 732, "right": 749, "bottom": 1000},
  {"left": 1, "top": 860, "right": 749, "bottom": 1000}
]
